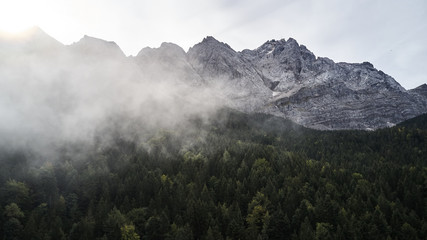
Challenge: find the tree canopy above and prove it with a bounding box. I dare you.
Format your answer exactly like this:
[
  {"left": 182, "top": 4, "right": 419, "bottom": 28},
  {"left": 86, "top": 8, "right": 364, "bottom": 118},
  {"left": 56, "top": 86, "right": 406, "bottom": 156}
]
[{"left": 0, "top": 110, "right": 426, "bottom": 239}]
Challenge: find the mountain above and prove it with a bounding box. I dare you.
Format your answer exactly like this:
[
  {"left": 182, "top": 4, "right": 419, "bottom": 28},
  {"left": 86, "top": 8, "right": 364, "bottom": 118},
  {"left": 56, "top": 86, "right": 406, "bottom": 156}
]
[
  {"left": 135, "top": 42, "right": 202, "bottom": 86},
  {"left": 1, "top": 29, "right": 426, "bottom": 239},
  {"left": 187, "top": 36, "right": 272, "bottom": 112},
  {"left": 409, "top": 83, "right": 427, "bottom": 98},
  {"left": 1, "top": 28, "right": 426, "bottom": 130},
  {"left": 185, "top": 37, "right": 427, "bottom": 129},
  {"left": 0, "top": 26, "right": 64, "bottom": 61},
  {"left": 68, "top": 35, "right": 126, "bottom": 59},
  {"left": 238, "top": 38, "right": 427, "bottom": 129}
]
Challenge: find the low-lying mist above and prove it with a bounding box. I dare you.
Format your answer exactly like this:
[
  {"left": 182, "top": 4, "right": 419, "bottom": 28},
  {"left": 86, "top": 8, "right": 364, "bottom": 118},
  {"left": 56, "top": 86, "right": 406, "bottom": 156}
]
[{"left": 0, "top": 34, "right": 225, "bottom": 161}]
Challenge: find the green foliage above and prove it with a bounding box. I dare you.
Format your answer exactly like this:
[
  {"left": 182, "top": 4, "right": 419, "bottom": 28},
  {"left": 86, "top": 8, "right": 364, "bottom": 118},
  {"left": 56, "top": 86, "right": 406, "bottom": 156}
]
[
  {"left": 0, "top": 109, "right": 426, "bottom": 239},
  {"left": 3, "top": 217, "right": 23, "bottom": 240},
  {"left": 104, "top": 207, "right": 127, "bottom": 240},
  {"left": 121, "top": 224, "right": 140, "bottom": 240},
  {"left": 2, "top": 180, "right": 29, "bottom": 205},
  {"left": 315, "top": 222, "right": 333, "bottom": 240},
  {"left": 4, "top": 203, "right": 24, "bottom": 219}
]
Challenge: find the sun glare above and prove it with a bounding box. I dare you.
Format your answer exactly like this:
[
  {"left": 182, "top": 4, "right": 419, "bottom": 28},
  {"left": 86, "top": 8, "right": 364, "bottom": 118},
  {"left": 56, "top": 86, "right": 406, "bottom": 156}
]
[
  {"left": 0, "top": 0, "right": 42, "bottom": 34},
  {"left": 0, "top": 22, "right": 34, "bottom": 35}
]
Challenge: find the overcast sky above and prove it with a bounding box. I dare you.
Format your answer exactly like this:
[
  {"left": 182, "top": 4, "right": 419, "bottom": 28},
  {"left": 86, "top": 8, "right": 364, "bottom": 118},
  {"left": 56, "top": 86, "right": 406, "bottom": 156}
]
[{"left": 1, "top": 0, "right": 426, "bottom": 89}]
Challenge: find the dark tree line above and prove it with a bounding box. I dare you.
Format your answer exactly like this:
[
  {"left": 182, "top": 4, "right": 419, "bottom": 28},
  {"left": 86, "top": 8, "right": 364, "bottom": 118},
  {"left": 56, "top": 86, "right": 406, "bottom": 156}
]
[{"left": 0, "top": 110, "right": 426, "bottom": 239}]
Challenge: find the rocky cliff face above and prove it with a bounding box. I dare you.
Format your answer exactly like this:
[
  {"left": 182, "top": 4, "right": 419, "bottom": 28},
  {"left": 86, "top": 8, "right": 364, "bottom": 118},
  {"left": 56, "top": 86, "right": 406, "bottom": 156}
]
[
  {"left": 135, "top": 42, "right": 203, "bottom": 86},
  {"left": 2, "top": 29, "right": 426, "bottom": 130},
  {"left": 187, "top": 37, "right": 272, "bottom": 112},
  {"left": 409, "top": 84, "right": 427, "bottom": 98},
  {"left": 185, "top": 37, "right": 427, "bottom": 130}
]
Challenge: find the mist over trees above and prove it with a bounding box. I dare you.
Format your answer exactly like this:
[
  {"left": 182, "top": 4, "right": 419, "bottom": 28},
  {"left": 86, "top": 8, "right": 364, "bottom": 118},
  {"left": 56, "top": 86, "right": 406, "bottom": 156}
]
[
  {"left": 0, "top": 28, "right": 223, "bottom": 159},
  {"left": 1, "top": 28, "right": 426, "bottom": 240},
  {"left": 0, "top": 110, "right": 426, "bottom": 239}
]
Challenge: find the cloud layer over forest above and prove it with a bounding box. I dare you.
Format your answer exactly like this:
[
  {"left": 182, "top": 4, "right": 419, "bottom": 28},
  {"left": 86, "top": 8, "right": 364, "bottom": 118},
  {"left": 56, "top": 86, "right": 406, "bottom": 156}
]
[{"left": 0, "top": 30, "right": 223, "bottom": 158}]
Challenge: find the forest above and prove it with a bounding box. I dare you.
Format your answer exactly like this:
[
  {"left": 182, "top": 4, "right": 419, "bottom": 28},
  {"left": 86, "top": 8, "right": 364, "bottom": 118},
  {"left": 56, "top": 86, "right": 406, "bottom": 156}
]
[{"left": 0, "top": 109, "right": 426, "bottom": 240}]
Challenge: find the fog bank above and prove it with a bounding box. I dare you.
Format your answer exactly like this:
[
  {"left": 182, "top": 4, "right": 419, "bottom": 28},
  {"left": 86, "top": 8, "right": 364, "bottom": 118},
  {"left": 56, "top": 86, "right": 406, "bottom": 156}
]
[{"left": 0, "top": 31, "right": 225, "bottom": 159}]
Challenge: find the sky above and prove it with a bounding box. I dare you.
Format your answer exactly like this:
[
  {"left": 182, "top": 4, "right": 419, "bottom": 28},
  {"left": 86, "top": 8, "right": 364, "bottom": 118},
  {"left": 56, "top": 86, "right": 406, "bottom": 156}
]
[{"left": 0, "top": 0, "right": 426, "bottom": 89}]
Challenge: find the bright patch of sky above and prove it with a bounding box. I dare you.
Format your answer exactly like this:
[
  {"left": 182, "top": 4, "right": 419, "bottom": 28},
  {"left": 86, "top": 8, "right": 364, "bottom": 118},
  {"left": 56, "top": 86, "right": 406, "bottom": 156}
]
[{"left": 0, "top": 0, "right": 426, "bottom": 89}]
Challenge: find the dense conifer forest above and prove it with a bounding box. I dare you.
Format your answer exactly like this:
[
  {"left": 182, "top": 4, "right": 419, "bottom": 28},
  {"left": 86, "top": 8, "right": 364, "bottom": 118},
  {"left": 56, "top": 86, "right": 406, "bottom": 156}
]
[{"left": 0, "top": 110, "right": 426, "bottom": 240}]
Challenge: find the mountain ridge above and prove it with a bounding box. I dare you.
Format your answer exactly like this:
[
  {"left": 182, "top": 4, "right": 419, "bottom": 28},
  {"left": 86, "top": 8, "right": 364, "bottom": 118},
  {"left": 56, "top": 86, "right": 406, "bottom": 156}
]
[
  {"left": 1, "top": 28, "right": 426, "bottom": 130},
  {"left": 185, "top": 36, "right": 427, "bottom": 129}
]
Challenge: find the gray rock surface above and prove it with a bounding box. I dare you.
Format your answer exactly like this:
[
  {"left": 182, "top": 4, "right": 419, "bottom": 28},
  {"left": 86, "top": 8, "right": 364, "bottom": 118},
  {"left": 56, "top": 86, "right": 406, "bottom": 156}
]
[
  {"left": 188, "top": 37, "right": 427, "bottom": 130},
  {"left": 135, "top": 42, "right": 202, "bottom": 86},
  {"left": 409, "top": 84, "right": 427, "bottom": 98},
  {"left": 2, "top": 29, "right": 426, "bottom": 130},
  {"left": 69, "top": 35, "right": 126, "bottom": 58},
  {"left": 187, "top": 37, "right": 272, "bottom": 112}
]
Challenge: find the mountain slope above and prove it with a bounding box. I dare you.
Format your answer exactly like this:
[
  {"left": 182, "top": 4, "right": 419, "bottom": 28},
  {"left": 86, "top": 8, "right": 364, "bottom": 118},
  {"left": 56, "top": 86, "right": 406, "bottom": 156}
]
[
  {"left": 187, "top": 36, "right": 272, "bottom": 112},
  {"left": 135, "top": 42, "right": 203, "bottom": 86},
  {"left": 239, "top": 38, "right": 427, "bottom": 129},
  {"left": 1, "top": 28, "right": 426, "bottom": 130},
  {"left": 409, "top": 83, "right": 427, "bottom": 98},
  {"left": 140, "top": 36, "right": 427, "bottom": 129}
]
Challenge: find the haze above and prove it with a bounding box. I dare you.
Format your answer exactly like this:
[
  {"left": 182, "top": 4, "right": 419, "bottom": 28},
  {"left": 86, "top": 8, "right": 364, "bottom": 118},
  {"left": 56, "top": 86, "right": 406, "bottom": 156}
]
[
  {"left": 0, "top": 32, "right": 224, "bottom": 159},
  {"left": 0, "top": 0, "right": 426, "bottom": 89}
]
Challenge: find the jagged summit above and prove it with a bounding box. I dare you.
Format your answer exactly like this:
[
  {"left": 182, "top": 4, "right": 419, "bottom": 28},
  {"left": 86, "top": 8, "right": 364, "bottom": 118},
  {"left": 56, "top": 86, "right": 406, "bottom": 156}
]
[
  {"left": 187, "top": 37, "right": 243, "bottom": 78},
  {"left": 2, "top": 29, "right": 426, "bottom": 130},
  {"left": 409, "top": 83, "right": 427, "bottom": 98},
  {"left": 200, "top": 36, "right": 224, "bottom": 45},
  {"left": 160, "top": 42, "right": 185, "bottom": 51},
  {"left": 246, "top": 37, "right": 317, "bottom": 66},
  {"left": 186, "top": 35, "right": 426, "bottom": 129},
  {"left": 201, "top": 36, "right": 218, "bottom": 43},
  {"left": 253, "top": 38, "right": 307, "bottom": 54},
  {"left": 70, "top": 35, "right": 125, "bottom": 58},
  {"left": 412, "top": 83, "right": 427, "bottom": 90},
  {"left": 137, "top": 42, "right": 185, "bottom": 59},
  {"left": 187, "top": 36, "right": 272, "bottom": 111},
  {"left": 135, "top": 41, "right": 201, "bottom": 85},
  {"left": 191, "top": 36, "right": 235, "bottom": 53}
]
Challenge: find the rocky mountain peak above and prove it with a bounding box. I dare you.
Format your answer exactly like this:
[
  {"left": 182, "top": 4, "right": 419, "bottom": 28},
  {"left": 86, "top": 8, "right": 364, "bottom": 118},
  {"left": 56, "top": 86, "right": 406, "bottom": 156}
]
[
  {"left": 137, "top": 42, "right": 186, "bottom": 59},
  {"left": 251, "top": 37, "right": 316, "bottom": 63},
  {"left": 70, "top": 35, "right": 125, "bottom": 58},
  {"left": 286, "top": 37, "right": 299, "bottom": 46},
  {"left": 135, "top": 42, "right": 202, "bottom": 86},
  {"left": 240, "top": 37, "right": 317, "bottom": 93},
  {"left": 413, "top": 83, "right": 427, "bottom": 90},
  {"left": 187, "top": 36, "right": 240, "bottom": 77},
  {"left": 409, "top": 83, "right": 427, "bottom": 98},
  {"left": 190, "top": 36, "right": 235, "bottom": 54},
  {"left": 158, "top": 42, "right": 186, "bottom": 58},
  {"left": 360, "top": 61, "right": 374, "bottom": 68},
  {"left": 200, "top": 36, "right": 229, "bottom": 46},
  {"left": 201, "top": 36, "right": 218, "bottom": 43},
  {"left": 3, "top": 28, "right": 426, "bottom": 130},
  {"left": 160, "top": 42, "right": 185, "bottom": 51}
]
